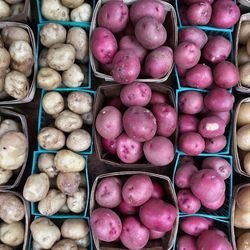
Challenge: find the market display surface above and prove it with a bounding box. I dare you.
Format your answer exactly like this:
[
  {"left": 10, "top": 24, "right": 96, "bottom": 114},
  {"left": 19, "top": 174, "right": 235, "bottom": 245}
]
[{"left": 0, "top": 0, "right": 249, "bottom": 249}]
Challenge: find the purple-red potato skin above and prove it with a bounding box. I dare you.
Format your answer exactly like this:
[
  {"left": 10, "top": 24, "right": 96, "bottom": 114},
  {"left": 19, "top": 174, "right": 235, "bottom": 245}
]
[
  {"left": 139, "top": 198, "right": 177, "bottom": 232},
  {"left": 152, "top": 103, "right": 177, "bottom": 137},
  {"left": 202, "top": 36, "right": 231, "bottom": 64},
  {"left": 180, "top": 217, "right": 213, "bottom": 237},
  {"left": 179, "top": 5, "right": 189, "bottom": 25},
  {"left": 152, "top": 181, "right": 164, "bottom": 199},
  {"left": 120, "top": 82, "right": 152, "bottom": 107},
  {"left": 201, "top": 157, "right": 231, "bottom": 180},
  {"left": 118, "top": 200, "right": 139, "bottom": 215},
  {"left": 204, "top": 135, "right": 227, "bottom": 153},
  {"left": 179, "top": 27, "right": 208, "bottom": 49},
  {"left": 208, "top": 111, "right": 230, "bottom": 125},
  {"left": 174, "top": 42, "right": 201, "bottom": 69},
  {"left": 186, "top": 2, "right": 212, "bottom": 26},
  {"left": 112, "top": 49, "right": 141, "bottom": 84},
  {"left": 107, "top": 97, "right": 126, "bottom": 112},
  {"left": 123, "top": 106, "right": 157, "bottom": 142},
  {"left": 177, "top": 189, "right": 201, "bottom": 214},
  {"left": 101, "top": 137, "right": 117, "bottom": 155},
  {"left": 130, "top": 0, "right": 166, "bottom": 24},
  {"left": 149, "top": 229, "right": 166, "bottom": 240},
  {"left": 197, "top": 230, "right": 233, "bottom": 250},
  {"left": 143, "top": 136, "right": 175, "bottom": 166},
  {"left": 213, "top": 229, "right": 227, "bottom": 239},
  {"left": 90, "top": 27, "right": 118, "bottom": 64},
  {"left": 179, "top": 91, "right": 204, "bottom": 115},
  {"left": 190, "top": 169, "right": 225, "bottom": 203},
  {"left": 179, "top": 132, "right": 205, "bottom": 155},
  {"left": 204, "top": 88, "right": 235, "bottom": 112},
  {"left": 210, "top": 0, "right": 240, "bottom": 29},
  {"left": 213, "top": 61, "right": 239, "bottom": 88},
  {"left": 201, "top": 193, "right": 225, "bottom": 210},
  {"left": 144, "top": 46, "right": 173, "bottom": 78},
  {"left": 177, "top": 66, "right": 187, "bottom": 78},
  {"left": 185, "top": 64, "right": 213, "bottom": 89},
  {"left": 116, "top": 133, "right": 143, "bottom": 163},
  {"left": 119, "top": 36, "right": 148, "bottom": 62},
  {"left": 175, "top": 163, "right": 198, "bottom": 189},
  {"left": 149, "top": 91, "right": 168, "bottom": 105},
  {"left": 96, "top": 106, "right": 123, "bottom": 140},
  {"left": 90, "top": 208, "right": 122, "bottom": 242},
  {"left": 97, "top": 1, "right": 129, "bottom": 33},
  {"left": 135, "top": 16, "right": 167, "bottom": 50},
  {"left": 122, "top": 174, "right": 153, "bottom": 206},
  {"left": 177, "top": 235, "right": 198, "bottom": 250},
  {"left": 179, "top": 114, "right": 199, "bottom": 133},
  {"left": 120, "top": 216, "right": 150, "bottom": 250}
]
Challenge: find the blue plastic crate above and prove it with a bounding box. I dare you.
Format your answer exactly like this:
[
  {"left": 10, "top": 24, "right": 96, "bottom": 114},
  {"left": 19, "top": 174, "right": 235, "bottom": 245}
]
[
  {"left": 37, "top": 22, "right": 92, "bottom": 90},
  {"left": 176, "top": 88, "right": 233, "bottom": 155},
  {"left": 38, "top": 89, "right": 95, "bottom": 154},
  {"left": 31, "top": 151, "right": 90, "bottom": 218},
  {"left": 172, "top": 153, "right": 233, "bottom": 220}
]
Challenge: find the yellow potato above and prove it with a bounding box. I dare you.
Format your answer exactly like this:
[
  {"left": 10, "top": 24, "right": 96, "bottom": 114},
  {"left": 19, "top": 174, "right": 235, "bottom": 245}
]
[
  {"left": 238, "top": 103, "right": 250, "bottom": 127},
  {"left": 237, "top": 187, "right": 250, "bottom": 212},
  {"left": 244, "top": 153, "right": 250, "bottom": 175},
  {"left": 240, "top": 63, "right": 250, "bottom": 87},
  {"left": 237, "top": 124, "right": 250, "bottom": 151},
  {"left": 237, "top": 232, "right": 250, "bottom": 250},
  {"left": 239, "top": 21, "right": 250, "bottom": 45},
  {"left": 235, "top": 205, "right": 250, "bottom": 229}
]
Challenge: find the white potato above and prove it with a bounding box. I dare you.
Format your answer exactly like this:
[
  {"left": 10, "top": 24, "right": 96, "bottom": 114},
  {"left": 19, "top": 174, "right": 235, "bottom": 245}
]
[
  {"left": 0, "top": 244, "right": 12, "bottom": 250},
  {"left": 0, "top": 1, "right": 10, "bottom": 19},
  {"left": 82, "top": 111, "right": 93, "bottom": 125},
  {"left": 40, "top": 23, "right": 67, "bottom": 48},
  {"left": 67, "top": 188, "right": 86, "bottom": 213},
  {"left": 52, "top": 239, "right": 78, "bottom": 250},
  {"left": 10, "top": 3, "right": 24, "bottom": 16},
  {"left": 75, "top": 234, "right": 90, "bottom": 248},
  {"left": 66, "top": 129, "right": 91, "bottom": 152},
  {"left": 0, "top": 48, "right": 10, "bottom": 69},
  {"left": 38, "top": 48, "right": 48, "bottom": 68},
  {"left": 0, "top": 119, "right": 20, "bottom": 137},
  {"left": 30, "top": 217, "right": 61, "bottom": 249},
  {"left": 54, "top": 149, "right": 85, "bottom": 172},
  {"left": 42, "top": 91, "right": 64, "bottom": 116},
  {"left": 62, "top": 64, "right": 84, "bottom": 88},
  {"left": 62, "top": 0, "right": 84, "bottom": 8},
  {"left": 37, "top": 67, "right": 61, "bottom": 90},
  {"left": 38, "top": 153, "right": 58, "bottom": 178},
  {"left": 0, "top": 168, "right": 12, "bottom": 185},
  {"left": 23, "top": 173, "right": 49, "bottom": 202},
  {"left": 67, "top": 91, "right": 92, "bottom": 114},
  {"left": 59, "top": 202, "right": 71, "bottom": 213},
  {"left": 32, "top": 240, "right": 44, "bottom": 250},
  {"left": 70, "top": 3, "right": 92, "bottom": 22},
  {"left": 5, "top": 0, "right": 23, "bottom": 4}
]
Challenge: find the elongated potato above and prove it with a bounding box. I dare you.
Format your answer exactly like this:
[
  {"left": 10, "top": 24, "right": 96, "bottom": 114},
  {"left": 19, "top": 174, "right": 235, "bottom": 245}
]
[{"left": 37, "top": 67, "right": 62, "bottom": 90}]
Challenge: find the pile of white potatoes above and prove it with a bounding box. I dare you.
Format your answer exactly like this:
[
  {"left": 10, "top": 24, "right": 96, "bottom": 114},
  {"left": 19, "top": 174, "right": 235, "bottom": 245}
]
[
  {"left": 23, "top": 150, "right": 87, "bottom": 216},
  {"left": 0, "top": 0, "right": 25, "bottom": 19},
  {"left": 0, "top": 193, "right": 26, "bottom": 249},
  {"left": 41, "top": 0, "right": 92, "bottom": 23},
  {"left": 31, "top": 217, "right": 90, "bottom": 250},
  {"left": 38, "top": 23, "right": 89, "bottom": 90},
  {"left": 38, "top": 91, "right": 93, "bottom": 152},
  {"left": 0, "top": 26, "right": 34, "bottom": 100}
]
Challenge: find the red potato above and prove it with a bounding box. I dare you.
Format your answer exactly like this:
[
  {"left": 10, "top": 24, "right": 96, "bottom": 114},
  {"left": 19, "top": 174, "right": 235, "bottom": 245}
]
[
  {"left": 120, "top": 82, "right": 152, "bottom": 107},
  {"left": 118, "top": 200, "right": 139, "bottom": 215},
  {"left": 95, "top": 177, "right": 122, "bottom": 208},
  {"left": 210, "top": 0, "right": 240, "bottom": 29},
  {"left": 123, "top": 106, "right": 157, "bottom": 142},
  {"left": 90, "top": 208, "right": 122, "bottom": 242},
  {"left": 101, "top": 137, "right": 117, "bottom": 155},
  {"left": 130, "top": 0, "right": 166, "bottom": 24},
  {"left": 179, "top": 132, "right": 205, "bottom": 155},
  {"left": 179, "top": 5, "right": 189, "bottom": 25},
  {"left": 107, "top": 97, "right": 126, "bottom": 112},
  {"left": 177, "top": 66, "right": 187, "bottom": 78},
  {"left": 179, "top": 114, "right": 199, "bottom": 133},
  {"left": 120, "top": 216, "right": 149, "bottom": 250},
  {"left": 177, "top": 235, "right": 197, "bottom": 250},
  {"left": 208, "top": 111, "right": 230, "bottom": 125},
  {"left": 174, "top": 42, "right": 201, "bottom": 69},
  {"left": 201, "top": 193, "right": 225, "bottom": 210},
  {"left": 202, "top": 36, "right": 231, "bottom": 64},
  {"left": 144, "top": 46, "right": 173, "bottom": 78},
  {"left": 116, "top": 133, "right": 143, "bottom": 163},
  {"left": 97, "top": 1, "right": 129, "bottom": 33},
  {"left": 204, "top": 135, "right": 227, "bottom": 153},
  {"left": 149, "top": 91, "right": 168, "bottom": 105},
  {"left": 190, "top": 169, "right": 225, "bottom": 203},
  {"left": 135, "top": 16, "right": 167, "bottom": 50},
  {"left": 186, "top": 2, "right": 212, "bottom": 26},
  {"left": 177, "top": 189, "right": 201, "bottom": 214},
  {"left": 213, "top": 61, "right": 239, "bottom": 88},
  {"left": 152, "top": 181, "right": 164, "bottom": 199},
  {"left": 90, "top": 27, "right": 118, "bottom": 64},
  {"left": 119, "top": 36, "right": 148, "bottom": 62},
  {"left": 175, "top": 162, "right": 198, "bottom": 189},
  {"left": 201, "top": 157, "right": 231, "bottom": 180},
  {"left": 149, "top": 229, "right": 165, "bottom": 240},
  {"left": 212, "top": 229, "right": 227, "bottom": 239},
  {"left": 179, "top": 91, "right": 204, "bottom": 115},
  {"left": 143, "top": 136, "right": 175, "bottom": 166},
  {"left": 139, "top": 198, "right": 177, "bottom": 232},
  {"left": 96, "top": 106, "right": 123, "bottom": 140},
  {"left": 122, "top": 174, "right": 153, "bottom": 207},
  {"left": 112, "top": 49, "right": 141, "bottom": 84},
  {"left": 204, "top": 88, "right": 235, "bottom": 112}
]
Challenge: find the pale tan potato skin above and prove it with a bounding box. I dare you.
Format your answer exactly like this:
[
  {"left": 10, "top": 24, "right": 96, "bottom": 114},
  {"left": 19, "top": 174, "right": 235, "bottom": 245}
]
[
  {"left": 237, "top": 232, "right": 250, "bottom": 250},
  {"left": 57, "top": 172, "right": 81, "bottom": 195},
  {"left": 62, "top": 64, "right": 84, "bottom": 87},
  {"left": 0, "top": 119, "right": 20, "bottom": 137},
  {"left": 67, "top": 188, "right": 86, "bottom": 213},
  {"left": 239, "top": 21, "right": 250, "bottom": 45},
  {"left": 52, "top": 239, "right": 78, "bottom": 250},
  {"left": 244, "top": 152, "right": 250, "bottom": 176},
  {"left": 237, "top": 187, "right": 250, "bottom": 212},
  {"left": 237, "top": 103, "right": 250, "bottom": 127},
  {"left": 10, "top": 3, "right": 24, "bottom": 16},
  {"left": 70, "top": 3, "right": 92, "bottom": 22},
  {"left": 0, "top": 244, "right": 13, "bottom": 250},
  {"left": 67, "top": 92, "right": 92, "bottom": 114},
  {"left": 238, "top": 47, "right": 250, "bottom": 66},
  {"left": 37, "top": 67, "right": 62, "bottom": 90},
  {"left": 62, "top": 0, "right": 84, "bottom": 8},
  {"left": 0, "top": 1, "right": 10, "bottom": 19},
  {"left": 75, "top": 234, "right": 90, "bottom": 248},
  {"left": 240, "top": 63, "right": 250, "bottom": 87},
  {"left": 32, "top": 240, "right": 44, "bottom": 250},
  {"left": 66, "top": 129, "right": 91, "bottom": 152},
  {"left": 0, "top": 48, "right": 10, "bottom": 69},
  {"left": 0, "top": 167, "right": 12, "bottom": 184},
  {"left": 5, "top": 0, "right": 23, "bottom": 4},
  {"left": 42, "top": 91, "right": 64, "bottom": 116},
  {"left": 59, "top": 202, "right": 71, "bottom": 213},
  {"left": 38, "top": 48, "right": 49, "bottom": 68},
  {"left": 235, "top": 205, "right": 250, "bottom": 229},
  {"left": 38, "top": 153, "right": 58, "bottom": 178},
  {"left": 237, "top": 124, "right": 250, "bottom": 151}
]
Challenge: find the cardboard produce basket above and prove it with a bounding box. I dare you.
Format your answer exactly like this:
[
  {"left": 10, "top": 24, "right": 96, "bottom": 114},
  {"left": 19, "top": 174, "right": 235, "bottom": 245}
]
[
  {"left": 90, "top": 171, "right": 179, "bottom": 250},
  {"left": 89, "top": 0, "right": 177, "bottom": 83},
  {"left": 239, "top": 0, "right": 250, "bottom": 7},
  {"left": 93, "top": 82, "right": 177, "bottom": 168}
]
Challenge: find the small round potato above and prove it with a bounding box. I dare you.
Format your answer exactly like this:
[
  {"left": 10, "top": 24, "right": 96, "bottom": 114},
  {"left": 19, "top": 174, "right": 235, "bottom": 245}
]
[
  {"left": 0, "top": 244, "right": 12, "bottom": 250},
  {"left": 32, "top": 240, "right": 44, "bottom": 250},
  {"left": 75, "top": 235, "right": 90, "bottom": 248},
  {"left": 38, "top": 48, "right": 49, "bottom": 68},
  {"left": 10, "top": 3, "right": 24, "bottom": 16},
  {"left": 59, "top": 203, "right": 71, "bottom": 213},
  {"left": 0, "top": 222, "right": 24, "bottom": 246},
  {"left": 70, "top": 3, "right": 92, "bottom": 22},
  {"left": 66, "top": 129, "right": 91, "bottom": 152},
  {"left": 38, "top": 189, "right": 66, "bottom": 216},
  {"left": 62, "top": 0, "right": 84, "bottom": 8},
  {"left": 0, "top": 168, "right": 12, "bottom": 185},
  {"left": 30, "top": 217, "right": 61, "bottom": 249},
  {"left": 0, "top": 48, "right": 10, "bottom": 69},
  {"left": 61, "top": 219, "right": 89, "bottom": 240},
  {"left": 55, "top": 110, "right": 83, "bottom": 133},
  {"left": 47, "top": 43, "right": 76, "bottom": 71},
  {"left": 4, "top": 71, "right": 29, "bottom": 100},
  {"left": 82, "top": 112, "right": 93, "bottom": 125},
  {"left": 62, "top": 64, "right": 84, "bottom": 88},
  {"left": 38, "top": 127, "right": 66, "bottom": 150},
  {"left": 42, "top": 91, "right": 64, "bottom": 116},
  {"left": 67, "top": 92, "right": 92, "bottom": 114},
  {"left": 40, "top": 23, "right": 67, "bottom": 48},
  {"left": 38, "top": 153, "right": 58, "bottom": 178},
  {"left": 52, "top": 239, "right": 78, "bottom": 250},
  {"left": 54, "top": 149, "right": 86, "bottom": 172},
  {"left": 23, "top": 173, "right": 49, "bottom": 202},
  {"left": 0, "top": 119, "right": 20, "bottom": 137},
  {"left": 67, "top": 188, "right": 86, "bottom": 213},
  {"left": 37, "top": 67, "right": 61, "bottom": 90},
  {"left": 0, "top": 1, "right": 10, "bottom": 19}
]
